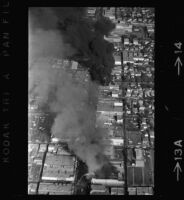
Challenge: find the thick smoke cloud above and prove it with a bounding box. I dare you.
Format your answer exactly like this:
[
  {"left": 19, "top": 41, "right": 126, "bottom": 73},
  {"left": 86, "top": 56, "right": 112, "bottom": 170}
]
[
  {"left": 29, "top": 7, "right": 115, "bottom": 173},
  {"left": 29, "top": 7, "right": 115, "bottom": 85}
]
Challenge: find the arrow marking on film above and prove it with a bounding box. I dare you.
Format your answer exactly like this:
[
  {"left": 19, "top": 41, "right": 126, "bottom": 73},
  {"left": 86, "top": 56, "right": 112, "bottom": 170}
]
[
  {"left": 174, "top": 57, "right": 183, "bottom": 76},
  {"left": 173, "top": 162, "right": 182, "bottom": 181}
]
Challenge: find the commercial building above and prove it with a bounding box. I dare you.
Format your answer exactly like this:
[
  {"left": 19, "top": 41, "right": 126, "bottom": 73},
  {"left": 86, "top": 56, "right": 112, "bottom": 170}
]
[{"left": 38, "top": 183, "right": 73, "bottom": 195}]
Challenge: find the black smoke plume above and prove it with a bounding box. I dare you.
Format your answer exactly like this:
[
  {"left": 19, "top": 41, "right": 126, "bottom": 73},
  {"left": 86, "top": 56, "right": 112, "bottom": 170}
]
[
  {"left": 29, "top": 7, "right": 115, "bottom": 85},
  {"left": 29, "top": 7, "right": 115, "bottom": 174}
]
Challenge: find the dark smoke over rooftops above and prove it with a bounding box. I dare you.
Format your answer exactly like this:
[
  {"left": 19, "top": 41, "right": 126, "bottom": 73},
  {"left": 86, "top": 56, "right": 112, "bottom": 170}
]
[
  {"left": 29, "top": 7, "right": 115, "bottom": 85},
  {"left": 29, "top": 7, "right": 116, "bottom": 174}
]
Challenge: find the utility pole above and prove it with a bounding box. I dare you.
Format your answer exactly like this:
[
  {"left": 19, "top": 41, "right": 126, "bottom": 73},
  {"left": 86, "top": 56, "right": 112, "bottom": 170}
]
[{"left": 121, "top": 51, "right": 128, "bottom": 195}]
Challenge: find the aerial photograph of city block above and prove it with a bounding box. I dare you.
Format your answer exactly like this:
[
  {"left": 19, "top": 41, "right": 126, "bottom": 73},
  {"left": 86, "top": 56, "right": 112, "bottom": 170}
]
[{"left": 28, "top": 7, "right": 154, "bottom": 195}]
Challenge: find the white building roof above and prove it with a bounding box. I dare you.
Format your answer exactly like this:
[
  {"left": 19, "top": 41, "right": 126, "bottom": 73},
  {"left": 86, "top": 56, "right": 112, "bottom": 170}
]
[
  {"left": 133, "top": 38, "right": 138, "bottom": 45},
  {"left": 112, "top": 93, "right": 119, "bottom": 98},
  {"left": 114, "top": 102, "right": 123, "bottom": 106},
  {"left": 110, "top": 138, "right": 124, "bottom": 146},
  {"left": 124, "top": 38, "right": 129, "bottom": 45},
  {"left": 71, "top": 61, "right": 78, "bottom": 70}
]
